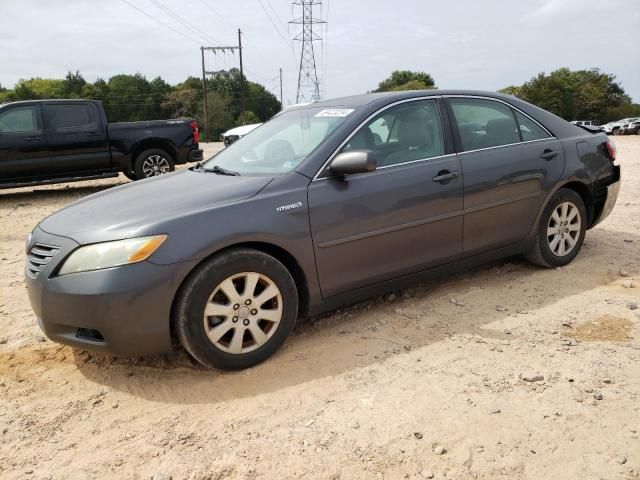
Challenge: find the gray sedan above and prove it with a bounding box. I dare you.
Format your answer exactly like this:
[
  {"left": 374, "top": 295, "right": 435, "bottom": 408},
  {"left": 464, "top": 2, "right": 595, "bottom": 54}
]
[{"left": 25, "top": 90, "right": 621, "bottom": 370}]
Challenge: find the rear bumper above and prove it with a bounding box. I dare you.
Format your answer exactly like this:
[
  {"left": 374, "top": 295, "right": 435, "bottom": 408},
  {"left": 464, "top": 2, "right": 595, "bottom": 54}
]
[
  {"left": 188, "top": 148, "right": 204, "bottom": 162},
  {"left": 592, "top": 165, "right": 621, "bottom": 227}
]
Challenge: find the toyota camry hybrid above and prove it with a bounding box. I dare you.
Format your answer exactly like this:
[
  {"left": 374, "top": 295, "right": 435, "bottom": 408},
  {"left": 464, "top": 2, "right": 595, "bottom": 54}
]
[{"left": 25, "top": 90, "right": 621, "bottom": 370}]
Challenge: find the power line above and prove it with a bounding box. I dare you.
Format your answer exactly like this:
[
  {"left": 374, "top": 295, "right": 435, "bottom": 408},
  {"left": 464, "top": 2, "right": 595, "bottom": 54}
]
[
  {"left": 148, "top": 0, "right": 222, "bottom": 44},
  {"left": 119, "top": 0, "right": 201, "bottom": 45},
  {"left": 257, "top": 0, "right": 294, "bottom": 50},
  {"left": 198, "top": 0, "right": 236, "bottom": 29},
  {"left": 265, "top": 0, "right": 289, "bottom": 32}
]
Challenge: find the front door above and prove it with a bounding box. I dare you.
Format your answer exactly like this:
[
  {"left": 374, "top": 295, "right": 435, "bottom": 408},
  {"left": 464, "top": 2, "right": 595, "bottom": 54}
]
[
  {"left": 308, "top": 98, "right": 463, "bottom": 298},
  {"left": 446, "top": 96, "right": 565, "bottom": 256},
  {"left": 0, "top": 104, "right": 49, "bottom": 181},
  {"left": 43, "top": 102, "right": 110, "bottom": 175}
]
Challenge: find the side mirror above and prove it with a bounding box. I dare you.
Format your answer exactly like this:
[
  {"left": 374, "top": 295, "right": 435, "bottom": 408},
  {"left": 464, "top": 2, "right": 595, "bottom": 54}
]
[{"left": 329, "top": 150, "right": 377, "bottom": 176}]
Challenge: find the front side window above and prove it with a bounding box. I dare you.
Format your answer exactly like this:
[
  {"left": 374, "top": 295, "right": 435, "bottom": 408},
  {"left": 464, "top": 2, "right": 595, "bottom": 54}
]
[
  {"left": 343, "top": 99, "right": 444, "bottom": 167},
  {"left": 450, "top": 98, "right": 520, "bottom": 151},
  {"left": 0, "top": 106, "right": 40, "bottom": 133},
  {"left": 45, "top": 104, "right": 95, "bottom": 130},
  {"left": 203, "top": 107, "right": 351, "bottom": 176},
  {"left": 515, "top": 111, "right": 550, "bottom": 141}
]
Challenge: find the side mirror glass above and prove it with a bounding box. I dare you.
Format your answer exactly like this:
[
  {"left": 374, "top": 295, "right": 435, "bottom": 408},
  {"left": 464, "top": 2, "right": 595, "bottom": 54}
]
[{"left": 329, "top": 150, "right": 377, "bottom": 176}]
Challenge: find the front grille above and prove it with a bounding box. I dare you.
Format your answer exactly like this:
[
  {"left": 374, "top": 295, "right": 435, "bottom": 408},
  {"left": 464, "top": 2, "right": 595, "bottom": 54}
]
[{"left": 26, "top": 243, "right": 60, "bottom": 279}]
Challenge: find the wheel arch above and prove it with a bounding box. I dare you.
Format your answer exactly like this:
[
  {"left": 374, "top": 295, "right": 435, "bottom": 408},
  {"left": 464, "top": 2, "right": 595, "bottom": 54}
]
[
  {"left": 169, "top": 241, "right": 311, "bottom": 344},
  {"left": 130, "top": 138, "right": 177, "bottom": 171},
  {"left": 557, "top": 181, "right": 594, "bottom": 226}
]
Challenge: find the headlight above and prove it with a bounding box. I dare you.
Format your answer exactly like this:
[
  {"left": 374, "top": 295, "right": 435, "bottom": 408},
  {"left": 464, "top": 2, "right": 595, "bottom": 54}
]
[
  {"left": 25, "top": 232, "right": 33, "bottom": 253},
  {"left": 58, "top": 235, "right": 167, "bottom": 275}
]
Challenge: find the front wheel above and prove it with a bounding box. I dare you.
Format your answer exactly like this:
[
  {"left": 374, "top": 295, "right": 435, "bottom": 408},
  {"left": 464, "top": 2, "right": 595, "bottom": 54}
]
[
  {"left": 526, "top": 188, "right": 587, "bottom": 268},
  {"left": 175, "top": 248, "right": 299, "bottom": 370},
  {"left": 134, "top": 148, "right": 175, "bottom": 179}
]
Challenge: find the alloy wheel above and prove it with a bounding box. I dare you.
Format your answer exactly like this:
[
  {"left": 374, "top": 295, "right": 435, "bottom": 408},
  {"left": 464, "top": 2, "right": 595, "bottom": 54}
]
[
  {"left": 142, "top": 154, "right": 171, "bottom": 177},
  {"left": 547, "top": 201, "right": 581, "bottom": 257},
  {"left": 203, "top": 272, "right": 283, "bottom": 354}
]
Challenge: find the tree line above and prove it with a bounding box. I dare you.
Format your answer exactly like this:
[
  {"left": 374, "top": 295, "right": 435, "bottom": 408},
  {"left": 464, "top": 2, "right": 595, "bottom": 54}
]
[
  {"left": 1, "top": 67, "right": 637, "bottom": 139},
  {"left": 0, "top": 70, "right": 281, "bottom": 141},
  {"left": 374, "top": 68, "right": 639, "bottom": 123}
]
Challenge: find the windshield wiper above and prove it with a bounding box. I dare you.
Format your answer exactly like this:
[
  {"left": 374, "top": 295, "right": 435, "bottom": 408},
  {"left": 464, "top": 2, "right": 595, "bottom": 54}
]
[{"left": 203, "top": 165, "right": 241, "bottom": 176}]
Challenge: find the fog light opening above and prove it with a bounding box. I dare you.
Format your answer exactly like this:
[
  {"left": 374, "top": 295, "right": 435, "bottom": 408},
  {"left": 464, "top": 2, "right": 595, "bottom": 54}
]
[{"left": 76, "top": 328, "right": 105, "bottom": 342}]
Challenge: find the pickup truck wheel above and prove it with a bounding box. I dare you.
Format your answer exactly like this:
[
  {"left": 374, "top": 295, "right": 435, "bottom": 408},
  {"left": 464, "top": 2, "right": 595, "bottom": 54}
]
[
  {"left": 525, "top": 189, "right": 587, "bottom": 268},
  {"left": 134, "top": 148, "right": 175, "bottom": 179},
  {"left": 175, "top": 248, "right": 299, "bottom": 370}
]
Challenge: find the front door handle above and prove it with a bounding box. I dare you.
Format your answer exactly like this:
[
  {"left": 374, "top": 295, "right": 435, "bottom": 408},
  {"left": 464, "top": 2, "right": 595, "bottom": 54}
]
[
  {"left": 540, "top": 149, "right": 559, "bottom": 160},
  {"left": 87, "top": 132, "right": 102, "bottom": 137},
  {"left": 26, "top": 136, "right": 41, "bottom": 142},
  {"left": 432, "top": 170, "right": 460, "bottom": 184}
]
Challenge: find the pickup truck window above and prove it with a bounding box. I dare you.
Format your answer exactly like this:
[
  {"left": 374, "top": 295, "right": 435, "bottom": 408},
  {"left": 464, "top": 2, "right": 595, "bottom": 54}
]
[
  {"left": 45, "top": 103, "right": 95, "bottom": 130},
  {"left": 0, "top": 106, "right": 40, "bottom": 133}
]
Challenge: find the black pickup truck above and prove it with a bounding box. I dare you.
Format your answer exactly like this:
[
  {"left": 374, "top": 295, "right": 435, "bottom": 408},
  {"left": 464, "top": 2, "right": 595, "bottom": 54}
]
[{"left": 0, "top": 99, "right": 203, "bottom": 188}]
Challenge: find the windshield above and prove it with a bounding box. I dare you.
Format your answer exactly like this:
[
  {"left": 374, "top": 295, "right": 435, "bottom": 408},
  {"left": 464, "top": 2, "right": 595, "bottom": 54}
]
[{"left": 203, "top": 107, "right": 354, "bottom": 176}]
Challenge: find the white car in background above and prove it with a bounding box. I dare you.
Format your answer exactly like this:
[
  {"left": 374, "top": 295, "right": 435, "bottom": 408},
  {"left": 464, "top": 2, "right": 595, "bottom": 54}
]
[{"left": 220, "top": 123, "right": 262, "bottom": 147}]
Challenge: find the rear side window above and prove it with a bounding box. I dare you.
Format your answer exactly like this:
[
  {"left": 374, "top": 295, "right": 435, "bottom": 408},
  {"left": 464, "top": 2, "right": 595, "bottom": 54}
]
[
  {"left": 0, "top": 106, "right": 40, "bottom": 133},
  {"left": 449, "top": 98, "right": 519, "bottom": 151},
  {"left": 45, "top": 104, "right": 95, "bottom": 130},
  {"left": 343, "top": 99, "right": 445, "bottom": 167},
  {"left": 515, "top": 111, "right": 550, "bottom": 141}
]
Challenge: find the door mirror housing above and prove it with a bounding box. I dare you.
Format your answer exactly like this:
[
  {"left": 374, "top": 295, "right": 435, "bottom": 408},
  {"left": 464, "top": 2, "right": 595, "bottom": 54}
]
[{"left": 328, "top": 150, "right": 377, "bottom": 176}]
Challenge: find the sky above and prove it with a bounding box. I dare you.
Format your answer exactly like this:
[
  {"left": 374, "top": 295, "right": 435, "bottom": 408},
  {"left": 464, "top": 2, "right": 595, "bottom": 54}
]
[{"left": 0, "top": 0, "right": 638, "bottom": 105}]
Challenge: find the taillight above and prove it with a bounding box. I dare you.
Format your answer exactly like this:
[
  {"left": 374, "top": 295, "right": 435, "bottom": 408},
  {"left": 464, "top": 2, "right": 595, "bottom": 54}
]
[
  {"left": 605, "top": 140, "right": 616, "bottom": 162},
  {"left": 190, "top": 121, "right": 199, "bottom": 143}
]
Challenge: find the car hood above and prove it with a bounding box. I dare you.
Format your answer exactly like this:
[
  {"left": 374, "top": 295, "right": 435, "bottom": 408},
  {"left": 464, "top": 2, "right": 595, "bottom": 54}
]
[{"left": 38, "top": 169, "right": 273, "bottom": 244}]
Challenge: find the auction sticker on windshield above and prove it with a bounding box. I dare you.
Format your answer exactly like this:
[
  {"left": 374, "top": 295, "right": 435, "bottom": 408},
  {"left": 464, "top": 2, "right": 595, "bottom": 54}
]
[{"left": 314, "top": 109, "right": 355, "bottom": 117}]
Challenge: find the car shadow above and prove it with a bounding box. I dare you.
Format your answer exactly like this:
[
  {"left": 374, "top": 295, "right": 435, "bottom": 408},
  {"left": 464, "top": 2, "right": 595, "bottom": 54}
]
[{"left": 70, "top": 226, "right": 640, "bottom": 405}]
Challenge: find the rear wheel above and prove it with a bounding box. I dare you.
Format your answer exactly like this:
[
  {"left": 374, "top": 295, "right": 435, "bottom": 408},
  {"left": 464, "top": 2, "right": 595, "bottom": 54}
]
[
  {"left": 134, "top": 148, "right": 175, "bottom": 179},
  {"left": 175, "top": 248, "right": 298, "bottom": 370},
  {"left": 526, "top": 188, "right": 587, "bottom": 268}
]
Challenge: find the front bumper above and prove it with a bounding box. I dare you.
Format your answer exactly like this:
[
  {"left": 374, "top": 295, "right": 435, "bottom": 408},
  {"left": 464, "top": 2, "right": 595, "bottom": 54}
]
[
  {"left": 592, "top": 165, "right": 621, "bottom": 227},
  {"left": 25, "top": 227, "right": 193, "bottom": 357}
]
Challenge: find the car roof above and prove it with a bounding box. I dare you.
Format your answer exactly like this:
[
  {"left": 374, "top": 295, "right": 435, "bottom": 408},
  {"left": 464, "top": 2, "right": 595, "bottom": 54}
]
[{"left": 290, "top": 89, "right": 521, "bottom": 110}]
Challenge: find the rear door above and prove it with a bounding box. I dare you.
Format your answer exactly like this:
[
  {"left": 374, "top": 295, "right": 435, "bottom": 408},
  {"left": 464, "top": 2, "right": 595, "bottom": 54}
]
[
  {"left": 0, "top": 104, "right": 49, "bottom": 181},
  {"left": 446, "top": 96, "right": 564, "bottom": 256},
  {"left": 308, "top": 98, "right": 463, "bottom": 298},
  {"left": 43, "top": 102, "right": 110, "bottom": 175}
]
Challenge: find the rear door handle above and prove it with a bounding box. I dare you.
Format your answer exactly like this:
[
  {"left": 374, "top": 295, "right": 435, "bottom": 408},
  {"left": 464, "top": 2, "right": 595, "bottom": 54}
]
[
  {"left": 87, "top": 132, "right": 102, "bottom": 137},
  {"left": 540, "top": 149, "right": 559, "bottom": 160},
  {"left": 26, "top": 136, "right": 41, "bottom": 142},
  {"left": 432, "top": 170, "right": 460, "bottom": 184}
]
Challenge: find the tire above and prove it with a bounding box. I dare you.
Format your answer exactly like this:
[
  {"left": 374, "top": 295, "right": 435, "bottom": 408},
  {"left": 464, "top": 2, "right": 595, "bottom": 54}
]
[
  {"left": 175, "top": 248, "right": 299, "bottom": 370},
  {"left": 525, "top": 188, "right": 587, "bottom": 268},
  {"left": 613, "top": 128, "right": 622, "bottom": 136},
  {"left": 122, "top": 170, "right": 138, "bottom": 181},
  {"left": 134, "top": 148, "right": 175, "bottom": 179}
]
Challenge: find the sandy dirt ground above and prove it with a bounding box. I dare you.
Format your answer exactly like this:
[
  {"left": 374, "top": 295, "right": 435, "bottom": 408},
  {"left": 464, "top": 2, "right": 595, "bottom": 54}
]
[{"left": 1, "top": 138, "right": 639, "bottom": 480}]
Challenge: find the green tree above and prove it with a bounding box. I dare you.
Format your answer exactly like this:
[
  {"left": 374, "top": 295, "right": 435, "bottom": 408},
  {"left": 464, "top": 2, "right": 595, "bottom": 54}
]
[
  {"left": 502, "top": 68, "right": 633, "bottom": 123},
  {"left": 60, "top": 71, "right": 87, "bottom": 98},
  {"left": 375, "top": 70, "right": 436, "bottom": 92}
]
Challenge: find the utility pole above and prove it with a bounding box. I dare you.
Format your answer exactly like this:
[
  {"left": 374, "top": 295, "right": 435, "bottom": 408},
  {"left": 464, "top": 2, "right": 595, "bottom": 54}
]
[
  {"left": 200, "top": 46, "right": 209, "bottom": 142},
  {"left": 238, "top": 28, "right": 245, "bottom": 122},
  {"left": 200, "top": 34, "right": 244, "bottom": 134},
  {"left": 279, "top": 68, "right": 284, "bottom": 108},
  {"left": 290, "top": 0, "right": 326, "bottom": 103}
]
